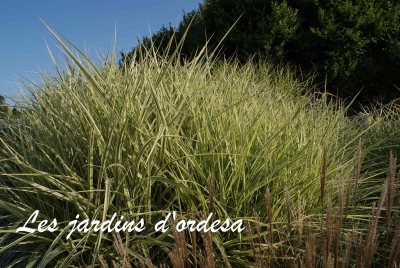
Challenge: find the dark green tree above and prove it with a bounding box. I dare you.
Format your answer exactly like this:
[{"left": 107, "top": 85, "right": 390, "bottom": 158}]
[
  {"left": 120, "top": 9, "right": 207, "bottom": 67},
  {"left": 121, "top": 0, "right": 400, "bottom": 105},
  {"left": 297, "top": 0, "right": 400, "bottom": 103},
  {"left": 201, "top": 0, "right": 400, "bottom": 104},
  {"left": 200, "top": 0, "right": 301, "bottom": 73},
  {"left": 0, "top": 95, "right": 10, "bottom": 118}
]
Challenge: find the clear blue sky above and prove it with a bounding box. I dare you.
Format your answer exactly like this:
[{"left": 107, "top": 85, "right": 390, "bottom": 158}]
[{"left": 0, "top": 0, "right": 201, "bottom": 105}]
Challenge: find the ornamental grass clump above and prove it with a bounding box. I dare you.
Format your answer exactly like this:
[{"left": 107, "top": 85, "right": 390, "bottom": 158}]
[{"left": 0, "top": 23, "right": 398, "bottom": 267}]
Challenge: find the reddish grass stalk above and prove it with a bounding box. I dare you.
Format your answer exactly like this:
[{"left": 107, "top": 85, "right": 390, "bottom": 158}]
[
  {"left": 284, "top": 188, "right": 295, "bottom": 266},
  {"left": 266, "top": 188, "right": 274, "bottom": 253},
  {"left": 208, "top": 173, "right": 215, "bottom": 222},
  {"left": 341, "top": 234, "right": 352, "bottom": 268},
  {"left": 112, "top": 232, "right": 131, "bottom": 268},
  {"left": 98, "top": 255, "right": 109, "bottom": 268},
  {"left": 170, "top": 248, "right": 184, "bottom": 268},
  {"left": 321, "top": 144, "right": 328, "bottom": 207},
  {"left": 354, "top": 139, "right": 363, "bottom": 195},
  {"left": 334, "top": 176, "right": 345, "bottom": 268},
  {"left": 326, "top": 253, "right": 334, "bottom": 268},
  {"left": 220, "top": 246, "right": 232, "bottom": 268},
  {"left": 198, "top": 250, "right": 206, "bottom": 268},
  {"left": 146, "top": 258, "right": 153, "bottom": 268},
  {"left": 285, "top": 187, "right": 292, "bottom": 235},
  {"left": 203, "top": 229, "right": 216, "bottom": 268},
  {"left": 295, "top": 193, "right": 304, "bottom": 264},
  {"left": 305, "top": 231, "right": 316, "bottom": 268},
  {"left": 344, "top": 172, "right": 352, "bottom": 219},
  {"left": 325, "top": 192, "right": 333, "bottom": 265},
  {"left": 354, "top": 230, "right": 363, "bottom": 268},
  {"left": 388, "top": 218, "right": 400, "bottom": 268},
  {"left": 255, "top": 215, "right": 269, "bottom": 267},
  {"left": 297, "top": 193, "right": 304, "bottom": 242},
  {"left": 190, "top": 209, "right": 197, "bottom": 267},
  {"left": 387, "top": 151, "right": 396, "bottom": 224},
  {"left": 362, "top": 203, "right": 380, "bottom": 268},
  {"left": 255, "top": 214, "right": 263, "bottom": 257},
  {"left": 246, "top": 222, "right": 258, "bottom": 265},
  {"left": 171, "top": 218, "right": 189, "bottom": 268}
]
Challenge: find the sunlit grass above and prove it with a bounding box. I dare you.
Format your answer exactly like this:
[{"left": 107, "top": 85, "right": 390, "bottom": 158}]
[{"left": 0, "top": 23, "right": 399, "bottom": 267}]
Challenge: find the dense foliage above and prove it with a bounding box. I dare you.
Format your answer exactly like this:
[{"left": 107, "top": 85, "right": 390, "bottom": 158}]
[
  {"left": 0, "top": 95, "right": 9, "bottom": 118},
  {"left": 121, "top": 0, "right": 400, "bottom": 106}
]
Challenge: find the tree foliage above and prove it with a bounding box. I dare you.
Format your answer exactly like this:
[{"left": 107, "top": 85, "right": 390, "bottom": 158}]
[
  {"left": 121, "top": 0, "right": 400, "bottom": 106},
  {"left": 0, "top": 95, "right": 9, "bottom": 118},
  {"left": 120, "top": 9, "right": 206, "bottom": 66}
]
